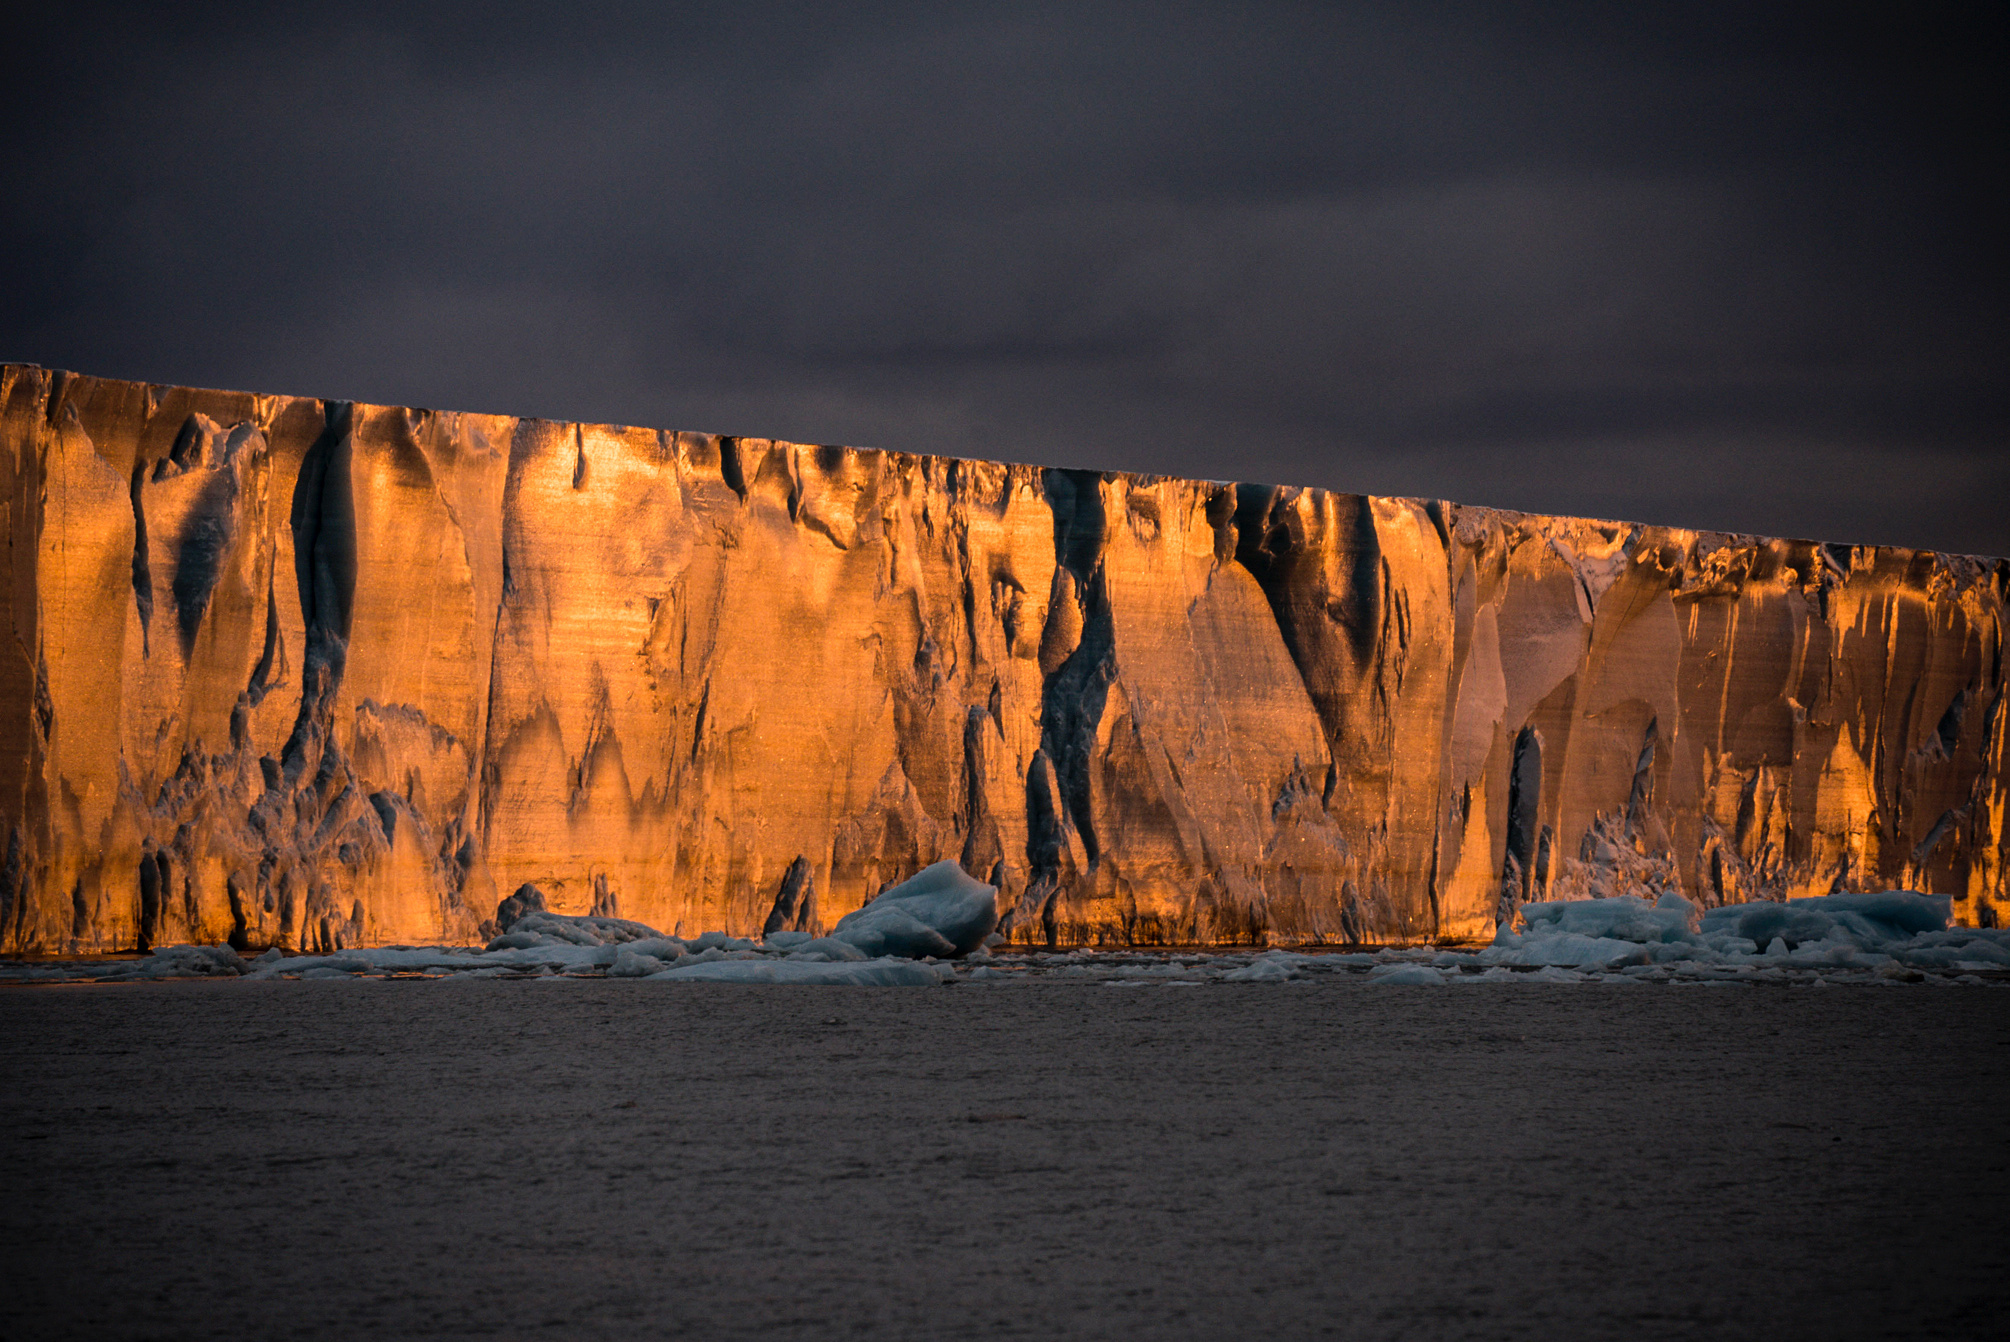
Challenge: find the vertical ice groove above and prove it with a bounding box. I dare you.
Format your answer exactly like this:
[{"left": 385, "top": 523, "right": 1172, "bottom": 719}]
[
  {"left": 1500, "top": 725, "right": 1542, "bottom": 924},
  {"left": 171, "top": 458, "right": 238, "bottom": 658},
  {"left": 127, "top": 460, "right": 152, "bottom": 655},
  {"left": 246, "top": 579, "right": 281, "bottom": 707},
  {"left": 289, "top": 400, "right": 357, "bottom": 704},
  {"left": 1029, "top": 469, "right": 1112, "bottom": 875}
]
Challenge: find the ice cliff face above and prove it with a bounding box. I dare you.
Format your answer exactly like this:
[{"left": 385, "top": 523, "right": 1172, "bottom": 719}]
[{"left": 2, "top": 364, "right": 2004, "bottom": 953}]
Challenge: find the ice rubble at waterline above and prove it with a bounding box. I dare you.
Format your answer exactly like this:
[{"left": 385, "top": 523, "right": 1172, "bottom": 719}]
[
  {"left": 5, "top": 869, "right": 2008, "bottom": 986},
  {"left": 3, "top": 861, "right": 993, "bottom": 986}
]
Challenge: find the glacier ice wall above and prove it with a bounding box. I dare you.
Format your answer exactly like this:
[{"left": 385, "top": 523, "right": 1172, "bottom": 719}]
[{"left": 1, "top": 364, "right": 2004, "bottom": 952}]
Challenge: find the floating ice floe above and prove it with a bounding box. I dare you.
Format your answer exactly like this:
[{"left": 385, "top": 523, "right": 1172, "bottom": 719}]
[
  {"left": 1223, "top": 954, "right": 1301, "bottom": 983},
  {"left": 1478, "top": 890, "right": 2010, "bottom": 979},
  {"left": 485, "top": 911, "right": 677, "bottom": 951},
  {"left": 1367, "top": 963, "right": 1445, "bottom": 985},
  {"left": 646, "top": 957, "right": 948, "bottom": 986},
  {"left": 83, "top": 943, "right": 251, "bottom": 980}
]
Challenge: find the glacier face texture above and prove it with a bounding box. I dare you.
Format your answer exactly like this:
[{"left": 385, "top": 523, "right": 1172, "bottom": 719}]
[{"left": 0, "top": 364, "right": 2005, "bottom": 954}]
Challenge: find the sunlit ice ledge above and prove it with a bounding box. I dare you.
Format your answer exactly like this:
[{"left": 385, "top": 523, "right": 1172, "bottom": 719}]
[{"left": 1, "top": 363, "right": 2005, "bottom": 963}]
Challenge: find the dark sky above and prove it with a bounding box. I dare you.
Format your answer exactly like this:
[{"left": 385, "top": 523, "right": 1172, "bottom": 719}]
[{"left": 4, "top": 2, "right": 2003, "bottom": 553}]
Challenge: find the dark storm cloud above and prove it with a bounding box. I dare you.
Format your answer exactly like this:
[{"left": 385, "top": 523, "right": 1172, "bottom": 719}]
[{"left": 4, "top": 1, "right": 2003, "bottom": 551}]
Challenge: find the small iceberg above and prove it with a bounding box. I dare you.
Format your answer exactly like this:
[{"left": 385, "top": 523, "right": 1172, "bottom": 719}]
[{"left": 830, "top": 860, "right": 999, "bottom": 959}]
